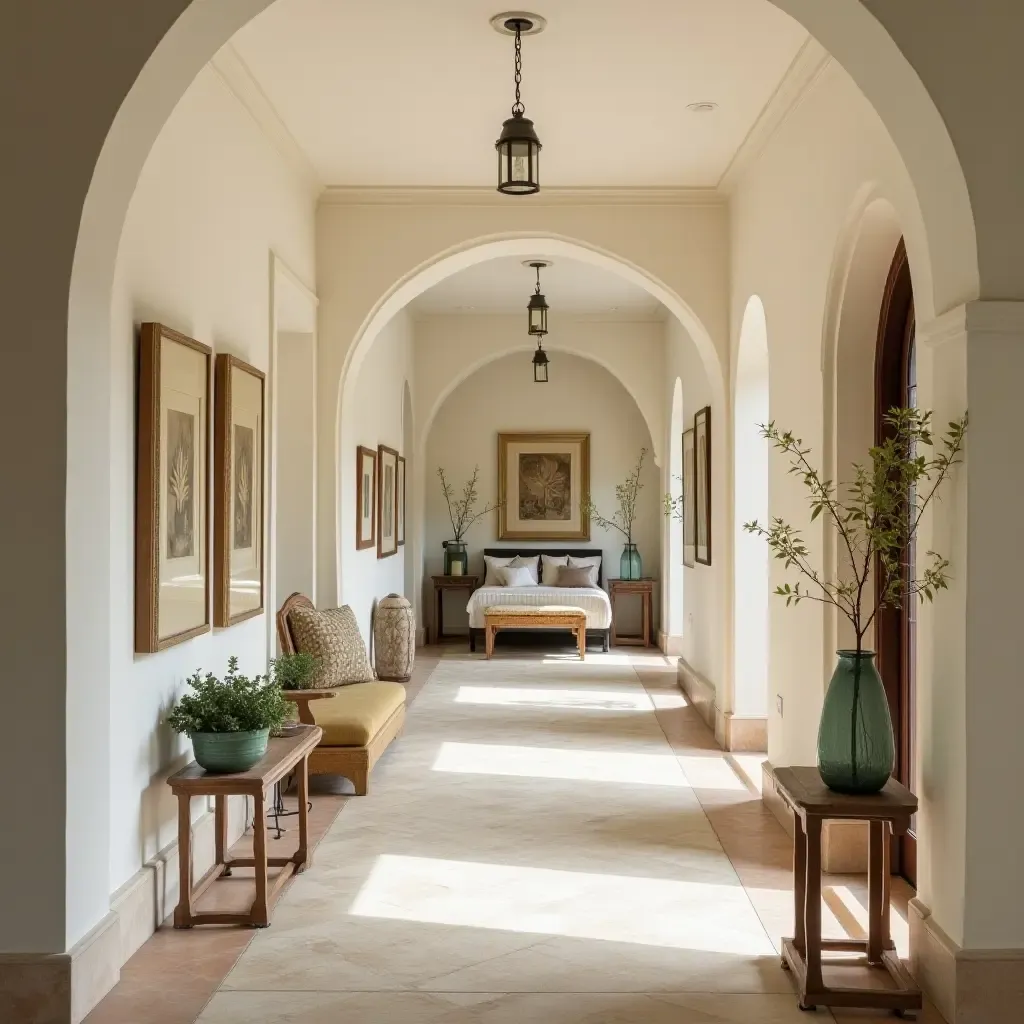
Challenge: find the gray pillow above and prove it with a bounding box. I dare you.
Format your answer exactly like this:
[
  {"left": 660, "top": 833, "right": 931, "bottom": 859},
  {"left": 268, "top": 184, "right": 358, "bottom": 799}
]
[{"left": 556, "top": 566, "right": 597, "bottom": 589}]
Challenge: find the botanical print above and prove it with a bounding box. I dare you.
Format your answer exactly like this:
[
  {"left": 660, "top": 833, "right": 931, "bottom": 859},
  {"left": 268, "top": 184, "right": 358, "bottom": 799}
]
[
  {"left": 518, "top": 453, "right": 571, "bottom": 521},
  {"left": 682, "top": 428, "right": 696, "bottom": 567},
  {"left": 166, "top": 408, "right": 195, "bottom": 559},
  {"left": 696, "top": 433, "right": 707, "bottom": 548},
  {"left": 382, "top": 464, "right": 394, "bottom": 538},
  {"left": 363, "top": 469, "right": 372, "bottom": 519},
  {"left": 233, "top": 423, "right": 254, "bottom": 550},
  {"left": 397, "top": 457, "right": 406, "bottom": 545},
  {"left": 694, "top": 407, "right": 711, "bottom": 564}
]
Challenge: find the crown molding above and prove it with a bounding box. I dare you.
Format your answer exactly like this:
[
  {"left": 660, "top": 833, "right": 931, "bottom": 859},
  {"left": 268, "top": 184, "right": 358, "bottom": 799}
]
[
  {"left": 717, "top": 37, "right": 831, "bottom": 193},
  {"left": 210, "top": 44, "right": 323, "bottom": 199},
  {"left": 319, "top": 185, "right": 725, "bottom": 208}
]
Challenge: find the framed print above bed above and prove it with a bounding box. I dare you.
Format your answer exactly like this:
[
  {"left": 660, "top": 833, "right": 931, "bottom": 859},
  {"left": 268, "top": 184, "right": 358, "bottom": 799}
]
[
  {"left": 214, "top": 354, "right": 265, "bottom": 627},
  {"left": 135, "top": 323, "right": 212, "bottom": 653},
  {"left": 682, "top": 427, "right": 696, "bottom": 568},
  {"left": 377, "top": 444, "right": 399, "bottom": 558},
  {"left": 498, "top": 432, "right": 590, "bottom": 541},
  {"left": 356, "top": 446, "right": 377, "bottom": 550},
  {"left": 694, "top": 406, "right": 712, "bottom": 565}
]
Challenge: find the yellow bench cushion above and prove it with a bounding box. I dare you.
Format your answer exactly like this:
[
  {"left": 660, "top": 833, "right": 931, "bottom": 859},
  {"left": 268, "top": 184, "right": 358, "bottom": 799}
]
[{"left": 309, "top": 681, "right": 406, "bottom": 747}]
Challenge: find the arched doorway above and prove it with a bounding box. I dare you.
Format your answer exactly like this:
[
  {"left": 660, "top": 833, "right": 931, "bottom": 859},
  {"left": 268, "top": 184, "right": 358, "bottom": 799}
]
[
  {"left": 874, "top": 238, "right": 917, "bottom": 884},
  {"left": 733, "top": 297, "right": 770, "bottom": 721}
]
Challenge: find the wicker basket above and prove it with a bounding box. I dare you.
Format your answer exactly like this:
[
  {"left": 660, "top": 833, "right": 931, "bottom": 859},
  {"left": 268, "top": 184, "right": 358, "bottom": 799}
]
[{"left": 373, "top": 593, "right": 415, "bottom": 682}]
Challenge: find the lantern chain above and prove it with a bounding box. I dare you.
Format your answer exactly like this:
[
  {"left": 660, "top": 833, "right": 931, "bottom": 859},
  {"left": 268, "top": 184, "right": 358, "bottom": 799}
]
[{"left": 512, "top": 21, "right": 524, "bottom": 116}]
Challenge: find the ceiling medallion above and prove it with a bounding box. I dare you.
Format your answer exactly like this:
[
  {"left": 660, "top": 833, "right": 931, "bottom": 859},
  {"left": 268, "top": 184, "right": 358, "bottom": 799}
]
[{"left": 493, "top": 13, "right": 545, "bottom": 195}]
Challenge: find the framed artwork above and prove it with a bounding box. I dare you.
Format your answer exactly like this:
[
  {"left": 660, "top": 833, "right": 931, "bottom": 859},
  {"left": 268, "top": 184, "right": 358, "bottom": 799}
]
[
  {"left": 397, "top": 455, "right": 406, "bottom": 546},
  {"left": 213, "top": 354, "right": 265, "bottom": 627},
  {"left": 682, "top": 427, "right": 696, "bottom": 568},
  {"left": 694, "top": 406, "right": 712, "bottom": 565},
  {"left": 356, "top": 446, "right": 377, "bottom": 550},
  {"left": 135, "top": 323, "right": 211, "bottom": 653},
  {"left": 498, "top": 432, "right": 590, "bottom": 541},
  {"left": 377, "top": 444, "right": 399, "bottom": 559}
]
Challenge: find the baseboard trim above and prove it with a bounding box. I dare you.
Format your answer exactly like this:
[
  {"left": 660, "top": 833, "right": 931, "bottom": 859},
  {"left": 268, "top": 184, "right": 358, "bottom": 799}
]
[
  {"left": 415, "top": 626, "right": 427, "bottom": 648},
  {"left": 0, "top": 798, "right": 249, "bottom": 1024},
  {"left": 657, "top": 631, "right": 684, "bottom": 656},
  {"left": 909, "top": 899, "right": 1024, "bottom": 1023},
  {"left": 677, "top": 658, "right": 766, "bottom": 752}
]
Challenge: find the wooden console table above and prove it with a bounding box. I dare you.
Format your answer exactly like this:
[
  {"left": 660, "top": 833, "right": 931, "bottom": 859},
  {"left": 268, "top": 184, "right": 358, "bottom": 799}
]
[
  {"left": 168, "top": 724, "right": 322, "bottom": 929},
  {"left": 608, "top": 577, "right": 656, "bottom": 647},
  {"left": 770, "top": 766, "right": 921, "bottom": 1016},
  {"left": 431, "top": 574, "right": 479, "bottom": 644}
]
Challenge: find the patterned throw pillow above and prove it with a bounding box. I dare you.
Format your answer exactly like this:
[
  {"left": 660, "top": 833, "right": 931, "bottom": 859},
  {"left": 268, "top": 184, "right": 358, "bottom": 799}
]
[{"left": 287, "top": 604, "right": 375, "bottom": 688}]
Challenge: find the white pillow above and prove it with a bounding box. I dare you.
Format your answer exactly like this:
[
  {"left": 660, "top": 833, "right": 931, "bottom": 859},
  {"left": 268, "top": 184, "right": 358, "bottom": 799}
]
[
  {"left": 568, "top": 554, "right": 602, "bottom": 586},
  {"left": 540, "top": 554, "right": 569, "bottom": 585},
  {"left": 483, "top": 555, "right": 516, "bottom": 586},
  {"left": 496, "top": 565, "right": 537, "bottom": 588},
  {"left": 510, "top": 554, "right": 540, "bottom": 584}
]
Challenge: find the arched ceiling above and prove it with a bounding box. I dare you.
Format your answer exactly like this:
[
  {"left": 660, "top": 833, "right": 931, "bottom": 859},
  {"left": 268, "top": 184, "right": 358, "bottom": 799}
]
[{"left": 231, "top": 0, "right": 808, "bottom": 186}]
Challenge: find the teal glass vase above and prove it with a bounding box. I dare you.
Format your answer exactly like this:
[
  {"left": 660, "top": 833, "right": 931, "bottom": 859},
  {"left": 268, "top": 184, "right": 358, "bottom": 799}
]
[
  {"left": 817, "top": 651, "right": 895, "bottom": 794},
  {"left": 619, "top": 543, "right": 642, "bottom": 581}
]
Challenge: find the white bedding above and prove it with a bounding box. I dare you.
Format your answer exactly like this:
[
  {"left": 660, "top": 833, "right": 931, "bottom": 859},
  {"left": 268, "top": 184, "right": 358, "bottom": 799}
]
[{"left": 466, "top": 586, "right": 612, "bottom": 628}]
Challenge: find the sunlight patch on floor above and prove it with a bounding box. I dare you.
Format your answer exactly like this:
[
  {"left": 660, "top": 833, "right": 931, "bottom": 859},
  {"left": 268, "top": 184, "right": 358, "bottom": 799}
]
[
  {"left": 827, "top": 885, "right": 911, "bottom": 956},
  {"left": 677, "top": 755, "right": 752, "bottom": 792},
  {"left": 432, "top": 741, "right": 689, "bottom": 787},
  {"left": 349, "top": 854, "right": 775, "bottom": 955},
  {"left": 455, "top": 686, "right": 653, "bottom": 712},
  {"left": 541, "top": 654, "right": 634, "bottom": 666}
]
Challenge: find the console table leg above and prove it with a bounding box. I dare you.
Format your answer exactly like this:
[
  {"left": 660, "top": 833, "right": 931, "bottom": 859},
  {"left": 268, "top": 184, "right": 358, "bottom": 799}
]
[
  {"left": 868, "top": 819, "right": 886, "bottom": 963},
  {"left": 792, "top": 813, "right": 807, "bottom": 956},
  {"left": 251, "top": 789, "right": 269, "bottom": 926},
  {"left": 803, "top": 816, "right": 823, "bottom": 994},
  {"left": 295, "top": 755, "right": 310, "bottom": 870},
  {"left": 173, "top": 794, "right": 193, "bottom": 928}
]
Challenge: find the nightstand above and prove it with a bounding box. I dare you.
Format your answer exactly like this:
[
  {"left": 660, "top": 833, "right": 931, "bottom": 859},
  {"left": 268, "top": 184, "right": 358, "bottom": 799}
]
[
  {"left": 430, "top": 574, "right": 479, "bottom": 644},
  {"left": 607, "top": 577, "right": 656, "bottom": 647}
]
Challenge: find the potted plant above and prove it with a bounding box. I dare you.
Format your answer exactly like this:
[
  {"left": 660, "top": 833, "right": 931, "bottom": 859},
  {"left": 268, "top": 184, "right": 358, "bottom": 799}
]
[
  {"left": 745, "top": 408, "right": 967, "bottom": 793},
  {"left": 437, "top": 465, "right": 502, "bottom": 575},
  {"left": 167, "top": 656, "right": 291, "bottom": 773},
  {"left": 270, "top": 651, "right": 318, "bottom": 691},
  {"left": 582, "top": 448, "right": 648, "bottom": 580}
]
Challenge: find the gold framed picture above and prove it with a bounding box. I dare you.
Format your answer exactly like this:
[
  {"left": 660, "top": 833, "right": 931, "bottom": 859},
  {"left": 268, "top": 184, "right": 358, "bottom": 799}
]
[
  {"left": 356, "top": 446, "right": 377, "bottom": 550},
  {"left": 397, "top": 454, "right": 406, "bottom": 547},
  {"left": 682, "top": 427, "right": 696, "bottom": 568},
  {"left": 135, "top": 323, "right": 212, "bottom": 653},
  {"left": 694, "top": 406, "right": 712, "bottom": 565},
  {"left": 498, "top": 432, "right": 590, "bottom": 541},
  {"left": 213, "top": 354, "right": 265, "bottom": 627},
  {"left": 377, "top": 444, "right": 399, "bottom": 559}
]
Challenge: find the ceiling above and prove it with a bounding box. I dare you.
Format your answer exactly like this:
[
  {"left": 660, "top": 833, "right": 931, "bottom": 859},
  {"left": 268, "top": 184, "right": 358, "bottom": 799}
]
[
  {"left": 232, "top": 0, "right": 808, "bottom": 187},
  {"left": 410, "top": 256, "right": 664, "bottom": 317}
]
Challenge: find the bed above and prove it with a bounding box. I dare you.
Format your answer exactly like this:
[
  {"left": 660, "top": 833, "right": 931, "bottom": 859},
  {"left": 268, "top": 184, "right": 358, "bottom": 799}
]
[{"left": 466, "top": 548, "right": 612, "bottom": 653}]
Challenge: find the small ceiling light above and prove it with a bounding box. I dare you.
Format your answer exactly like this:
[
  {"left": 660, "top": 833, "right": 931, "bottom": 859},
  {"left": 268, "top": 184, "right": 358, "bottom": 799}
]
[
  {"left": 532, "top": 339, "right": 549, "bottom": 383},
  {"left": 493, "top": 14, "right": 544, "bottom": 195},
  {"left": 687, "top": 101, "right": 718, "bottom": 113},
  {"left": 524, "top": 260, "right": 550, "bottom": 336}
]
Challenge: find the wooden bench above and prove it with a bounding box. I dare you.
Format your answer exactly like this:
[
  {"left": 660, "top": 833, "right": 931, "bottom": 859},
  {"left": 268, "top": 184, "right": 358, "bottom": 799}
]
[{"left": 484, "top": 605, "right": 588, "bottom": 660}]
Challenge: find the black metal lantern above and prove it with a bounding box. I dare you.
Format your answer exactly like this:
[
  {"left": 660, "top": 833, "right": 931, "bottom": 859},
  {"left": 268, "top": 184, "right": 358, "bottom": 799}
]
[
  {"left": 495, "top": 17, "right": 541, "bottom": 194},
  {"left": 526, "top": 260, "right": 549, "bottom": 336},
  {"left": 532, "top": 340, "right": 549, "bottom": 383}
]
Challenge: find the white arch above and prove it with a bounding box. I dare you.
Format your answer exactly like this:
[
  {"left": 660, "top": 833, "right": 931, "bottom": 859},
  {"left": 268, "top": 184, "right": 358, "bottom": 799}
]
[
  {"left": 334, "top": 234, "right": 724, "bottom": 605},
  {"left": 733, "top": 296, "right": 770, "bottom": 720}
]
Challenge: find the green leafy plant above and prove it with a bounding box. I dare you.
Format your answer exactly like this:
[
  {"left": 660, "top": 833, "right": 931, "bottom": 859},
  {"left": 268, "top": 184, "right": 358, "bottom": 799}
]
[
  {"left": 437, "top": 465, "right": 503, "bottom": 542},
  {"left": 744, "top": 409, "right": 967, "bottom": 645},
  {"left": 270, "top": 651, "right": 319, "bottom": 691},
  {"left": 582, "top": 448, "right": 648, "bottom": 546},
  {"left": 166, "top": 656, "right": 290, "bottom": 735}
]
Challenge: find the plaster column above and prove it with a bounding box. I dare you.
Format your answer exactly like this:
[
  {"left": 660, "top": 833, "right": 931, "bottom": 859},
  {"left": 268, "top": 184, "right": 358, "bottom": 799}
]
[{"left": 911, "top": 301, "right": 1024, "bottom": 1023}]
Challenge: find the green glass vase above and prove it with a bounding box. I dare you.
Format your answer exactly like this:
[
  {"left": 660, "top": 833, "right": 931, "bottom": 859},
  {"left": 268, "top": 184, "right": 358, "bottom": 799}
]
[
  {"left": 817, "top": 651, "right": 894, "bottom": 794},
  {"left": 619, "top": 543, "right": 642, "bottom": 581}
]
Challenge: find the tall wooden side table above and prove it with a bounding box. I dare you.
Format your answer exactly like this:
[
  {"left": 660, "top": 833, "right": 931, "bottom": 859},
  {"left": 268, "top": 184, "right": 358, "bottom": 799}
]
[
  {"left": 431, "top": 574, "right": 479, "bottom": 644},
  {"left": 770, "top": 766, "right": 921, "bottom": 1016},
  {"left": 168, "top": 724, "right": 321, "bottom": 929},
  {"left": 608, "top": 577, "right": 656, "bottom": 647}
]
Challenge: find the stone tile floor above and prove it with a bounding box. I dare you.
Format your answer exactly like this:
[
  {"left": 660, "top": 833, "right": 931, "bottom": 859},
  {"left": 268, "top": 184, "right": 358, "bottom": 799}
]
[{"left": 87, "top": 645, "right": 943, "bottom": 1023}]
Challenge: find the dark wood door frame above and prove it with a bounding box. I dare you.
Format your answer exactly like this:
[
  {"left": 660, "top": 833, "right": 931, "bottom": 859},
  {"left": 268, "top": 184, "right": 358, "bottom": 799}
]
[{"left": 873, "top": 238, "right": 917, "bottom": 886}]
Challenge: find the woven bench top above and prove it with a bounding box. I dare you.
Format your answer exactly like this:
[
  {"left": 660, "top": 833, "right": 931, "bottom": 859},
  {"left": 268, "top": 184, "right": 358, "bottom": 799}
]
[{"left": 484, "top": 605, "right": 586, "bottom": 616}]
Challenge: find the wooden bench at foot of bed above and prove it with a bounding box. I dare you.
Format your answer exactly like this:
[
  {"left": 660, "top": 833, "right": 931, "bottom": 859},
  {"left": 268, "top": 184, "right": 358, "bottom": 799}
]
[{"left": 483, "top": 605, "right": 588, "bottom": 660}]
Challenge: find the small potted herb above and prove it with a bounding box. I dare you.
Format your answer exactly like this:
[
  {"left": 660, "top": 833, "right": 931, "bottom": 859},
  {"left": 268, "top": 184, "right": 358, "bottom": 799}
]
[
  {"left": 167, "top": 656, "right": 290, "bottom": 773},
  {"left": 270, "top": 651, "right": 319, "bottom": 691}
]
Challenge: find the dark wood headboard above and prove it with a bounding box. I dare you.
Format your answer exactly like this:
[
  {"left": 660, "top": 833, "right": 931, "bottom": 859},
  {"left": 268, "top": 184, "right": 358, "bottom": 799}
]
[{"left": 482, "top": 547, "right": 606, "bottom": 587}]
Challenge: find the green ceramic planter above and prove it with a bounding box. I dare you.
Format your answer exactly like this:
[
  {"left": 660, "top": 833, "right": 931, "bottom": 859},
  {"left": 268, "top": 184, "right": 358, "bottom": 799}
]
[
  {"left": 191, "top": 728, "right": 269, "bottom": 773},
  {"left": 817, "top": 651, "right": 894, "bottom": 794}
]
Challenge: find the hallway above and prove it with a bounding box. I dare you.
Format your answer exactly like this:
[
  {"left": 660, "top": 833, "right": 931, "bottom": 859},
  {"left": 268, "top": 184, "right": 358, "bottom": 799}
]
[{"left": 100, "top": 649, "right": 931, "bottom": 1024}]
